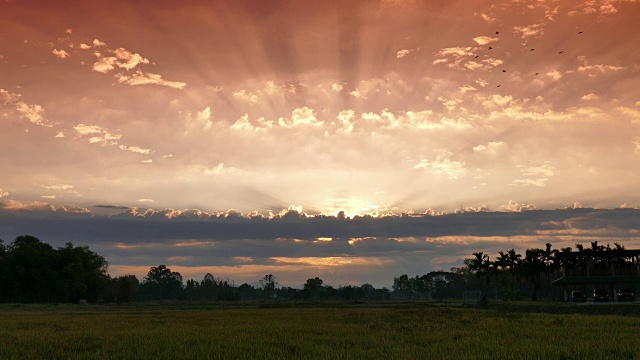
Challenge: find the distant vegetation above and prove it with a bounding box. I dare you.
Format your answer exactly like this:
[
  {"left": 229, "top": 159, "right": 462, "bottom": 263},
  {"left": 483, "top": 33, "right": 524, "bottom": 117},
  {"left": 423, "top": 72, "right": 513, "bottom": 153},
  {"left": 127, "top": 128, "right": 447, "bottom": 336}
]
[{"left": 0, "top": 235, "right": 633, "bottom": 303}]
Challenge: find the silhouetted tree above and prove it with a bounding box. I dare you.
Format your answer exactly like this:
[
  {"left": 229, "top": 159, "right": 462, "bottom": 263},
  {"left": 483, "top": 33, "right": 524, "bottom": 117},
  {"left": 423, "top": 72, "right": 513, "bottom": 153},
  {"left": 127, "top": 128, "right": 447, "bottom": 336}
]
[
  {"left": 141, "top": 265, "right": 183, "bottom": 300},
  {"left": 260, "top": 274, "right": 277, "bottom": 299},
  {"left": 303, "top": 277, "right": 324, "bottom": 299}
]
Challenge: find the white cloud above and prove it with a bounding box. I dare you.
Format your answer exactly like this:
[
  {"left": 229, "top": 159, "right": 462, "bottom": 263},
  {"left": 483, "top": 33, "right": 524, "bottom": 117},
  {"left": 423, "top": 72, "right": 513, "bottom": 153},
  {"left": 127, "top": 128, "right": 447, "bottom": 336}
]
[
  {"left": 413, "top": 156, "right": 467, "bottom": 180},
  {"left": 52, "top": 49, "right": 70, "bottom": 59},
  {"left": 233, "top": 89, "right": 258, "bottom": 103},
  {"left": 119, "top": 145, "right": 151, "bottom": 154},
  {"left": 634, "top": 140, "right": 640, "bottom": 155},
  {"left": 0, "top": 188, "right": 8, "bottom": 198},
  {"left": 203, "top": 162, "right": 242, "bottom": 176},
  {"left": 92, "top": 54, "right": 117, "bottom": 73},
  {"left": 581, "top": 93, "right": 599, "bottom": 101},
  {"left": 55, "top": 131, "right": 65, "bottom": 138},
  {"left": 504, "top": 200, "right": 537, "bottom": 212},
  {"left": 336, "top": 110, "right": 355, "bottom": 134},
  {"left": 141, "top": 159, "right": 153, "bottom": 164},
  {"left": 113, "top": 48, "right": 149, "bottom": 70},
  {"left": 197, "top": 107, "right": 212, "bottom": 129},
  {"left": 476, "top": 13, "right": 496, "bottom": 23},
  {"left": 350, "top": 78, "right": 386, "bottom": 100},
  {"left": 43, "top": 184, "right": 74, "bottom": 191},
  {"left": 0, "top": 89, "right": 21, "bottom": 104},
  {"left": 436, "top": 47, "right": 473, "bottom": 58},
  {"left": 279, "top": 107, "right": 323, "bottom": 127},
  {"left": 546, "top": 70, "right": 563, "bottom": 81},
  {"left": 15, "top": 102, "right": 52, "bottom": 127},
  {"left": 512, "top": 162, "right": 555, "bottom": 187},
  {"left": 41, "top": 195, "right": 57, "bottom": 199},
  {"left": 472, "top": 36, "right": 498, "bottom": 45},
  {"left": 513, "top": 23, "right": 544, "bottom": 40},
  {"left": 74, "top": 124, "right": 121, "bottom": 146},
  {"left": 396, "top": 49, "right": 413, "bottom": 58},
  {"left": 138, "top": 199, "right": 154, "bottom": 203},
  {"left": 117, "top": 71, "right": 186, "bottom": 89},
  {"left": 473, "top": 141, "right": 507, "bottom": 154},
  {"left": 92, "top": 39, "right": 107, "bottom": 47},
  {"left": 577, "top": 64, "right": 624, "bottom": 73},
  {"left": 230, "top": 114, "right": 254, "bottom": 131},
  {"left": 79, "top": 43, "right": 91, "bottom": 50}
]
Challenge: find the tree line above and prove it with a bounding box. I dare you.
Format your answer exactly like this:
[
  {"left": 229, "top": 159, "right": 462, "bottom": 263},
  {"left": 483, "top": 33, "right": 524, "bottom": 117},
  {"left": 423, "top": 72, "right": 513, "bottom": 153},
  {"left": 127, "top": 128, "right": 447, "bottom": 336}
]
[
  {"left": 3, "top": 235, "right": 629, "bottom": 303},
  {"left": 464, "top": 241, "right": 634, "bottom": 301}
]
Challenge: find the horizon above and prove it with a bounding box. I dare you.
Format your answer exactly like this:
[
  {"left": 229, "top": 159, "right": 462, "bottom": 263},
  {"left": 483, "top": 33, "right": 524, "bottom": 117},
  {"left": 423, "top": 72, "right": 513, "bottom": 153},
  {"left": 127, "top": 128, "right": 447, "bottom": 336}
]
[{"left": 2, "top": 0, "right": 640, "bottom": 288}]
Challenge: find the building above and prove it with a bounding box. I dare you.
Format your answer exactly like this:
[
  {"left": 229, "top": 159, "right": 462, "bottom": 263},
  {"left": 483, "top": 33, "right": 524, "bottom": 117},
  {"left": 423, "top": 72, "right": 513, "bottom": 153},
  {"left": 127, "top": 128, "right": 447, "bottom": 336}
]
[{"left": 552, "top": 249, "right": 640, "bottom": 302}]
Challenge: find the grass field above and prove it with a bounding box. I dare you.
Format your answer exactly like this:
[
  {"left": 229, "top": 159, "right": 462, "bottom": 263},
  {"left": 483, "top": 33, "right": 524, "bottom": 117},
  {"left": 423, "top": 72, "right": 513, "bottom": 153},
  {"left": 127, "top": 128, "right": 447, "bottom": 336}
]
[{"left": 2, "top": 301, "right": 640, "bottom": 359}]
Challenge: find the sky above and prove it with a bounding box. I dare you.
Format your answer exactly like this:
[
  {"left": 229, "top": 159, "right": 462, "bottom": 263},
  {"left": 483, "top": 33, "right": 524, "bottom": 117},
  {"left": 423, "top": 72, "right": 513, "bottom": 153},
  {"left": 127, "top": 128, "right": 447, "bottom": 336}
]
[{"left": 1, "top": 0, "right": 640, "bottom": 288}]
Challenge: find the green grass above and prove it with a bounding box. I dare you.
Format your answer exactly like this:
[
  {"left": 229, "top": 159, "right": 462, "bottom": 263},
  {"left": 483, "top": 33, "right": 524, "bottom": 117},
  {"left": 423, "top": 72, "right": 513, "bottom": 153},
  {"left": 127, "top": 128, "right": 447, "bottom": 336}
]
[{"left": 2, "top": 302, "right": 640, "bottom": 359}]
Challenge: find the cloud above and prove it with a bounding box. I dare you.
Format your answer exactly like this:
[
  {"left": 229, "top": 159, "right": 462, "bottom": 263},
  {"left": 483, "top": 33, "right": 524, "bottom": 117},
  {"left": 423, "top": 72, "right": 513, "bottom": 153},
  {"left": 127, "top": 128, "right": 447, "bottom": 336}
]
[
  {"left": 15, "top": 102, "right": 52, "bottom": 127},
  {"left": 52, "top": 49, "right": 70, "bottom": 59},
  {"left": 203, "top": 162, "right": 242, "bottom": 176},
  {"left": 472, "top": 36, "right": 498, "bottom": 45},
  {"left": 512, "top": 161, "right": 555, "bottom": 187},
  {"left": 577, "top": 64, "right": 625, "bottom": 73},
  {"left": 43, "top": 184, "right": 74, "bottom": 191},
  {"left": 473, "top": 141, "right": 507, "bottom": 154},
  {"left": 73, "top": 124, "right": 121, "bottom": 146},
  {"left": 116, "top": 70, "right": 186, "bottom": 89},
  {"left": 197, "top": 107, "right": 212, "bottom": 129},
  {"left": 0, "top": 188, "right": 8, "bottom": 198},
  {"left": 581, "top": 93, "right": 599, "bottom": 101},
  {"left": 112, "top": 48, "right": 150, "bottom": 70},
  {"left": 413, "top": 155, "right": 467, "bottom": 180},
  {"left": 0, "top": 88, "right": 21, "bottom": 104},
  {"left": 278, "top": 107, "right": 323, "bottom": 127},
  {"left": 55, "top": 131, "right": 65, "bottom": 138},
  {"left": 78, "top": 43, "right": 91, "bottom": 50},
  {"left": 476, "top": 13, "right": 495, "bottom": 23},
  {"left": 119, "top": 145, "right": 151, "bottom": 154},
  {"left": 92, "top": 39, "right": 107, "bottom": 47},
  {"left": 504, "top": 200, "right": 537, "bottom": 212},
  {"left": 396, "top": 49, "right": 413, "bottom": 58},
  {"left": 233, "top": 89, "right": 259, "bottom": 103},
  {"left": 138, "top": 199, "right": 154, "bottom": 203},
  {"left": 513, "top": 23, "right": 544, "bottom": 41}
]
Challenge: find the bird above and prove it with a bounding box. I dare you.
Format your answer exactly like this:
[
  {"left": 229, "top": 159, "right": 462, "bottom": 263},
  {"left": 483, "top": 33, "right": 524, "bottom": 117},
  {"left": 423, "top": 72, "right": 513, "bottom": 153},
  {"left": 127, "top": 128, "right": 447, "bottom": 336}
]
[
  {"left": 475, "top": 55, "right": 479, "bottom": 58},
  {"left": 502, "top": 70, "right": 506, "bottom": 72},
  {"left": 495, "top": 31, "right": 499, "bottom": 34},
  {"left": 558, "top": 51, "right": 564, "bottom": 54},
  {"left": 497, "top": 85, "right": 501, "bottom": 87},
  {"left": 530, "top": 48, "right": 535, "bottom": 51},
  {"left": 534, "top": 72, "right": 539, "bottom": 75},
  {"left": 578, "top": 31, "right": 583, "bottom": 34},
  {"left": 488, "top": 46, "right": 493, "bottom": 50}
]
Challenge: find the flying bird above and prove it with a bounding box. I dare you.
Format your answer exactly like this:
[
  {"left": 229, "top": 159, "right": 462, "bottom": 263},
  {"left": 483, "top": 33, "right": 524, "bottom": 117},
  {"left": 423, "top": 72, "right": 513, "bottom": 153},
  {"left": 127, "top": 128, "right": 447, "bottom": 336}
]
[
  {"left": 475, "top": 55, "right": 479, "bottom": 58},
  {"left": 578, "top": 31, "right": 583, "bottom": 34},
  {"left": 502, "top": 70, "right": 506, "bottom": 72},
  {"left": 530, "top": 48, "right": 535, "bottom": 51},
  {"left": 488, "top": 46, "right": 493, "bottom": 50},
  {"left": 495, "top": 31, "right": 499, "bottom": 34},
  {"left": 497, "top": 85, "right": 501, "bottom": 87},
  {"left": 559, "top": 51, "right": 564, "bottom": 54},
  {"left": 534, "top": 72, "right": 539, "bottom": 75}
]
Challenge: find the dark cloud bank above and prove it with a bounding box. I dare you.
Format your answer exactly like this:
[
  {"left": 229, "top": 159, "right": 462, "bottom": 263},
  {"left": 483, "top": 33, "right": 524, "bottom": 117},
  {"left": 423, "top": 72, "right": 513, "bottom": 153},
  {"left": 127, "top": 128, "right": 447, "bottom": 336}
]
[{"left": 1, "top": 206, "right": 639, "bottom": 244}]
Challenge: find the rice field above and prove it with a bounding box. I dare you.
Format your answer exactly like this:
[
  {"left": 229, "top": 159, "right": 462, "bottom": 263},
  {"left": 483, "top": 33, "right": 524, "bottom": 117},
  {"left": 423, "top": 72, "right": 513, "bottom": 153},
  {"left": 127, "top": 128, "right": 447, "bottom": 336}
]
[{"left": 1, "top": 302, "right": 639, "bottom": 359}]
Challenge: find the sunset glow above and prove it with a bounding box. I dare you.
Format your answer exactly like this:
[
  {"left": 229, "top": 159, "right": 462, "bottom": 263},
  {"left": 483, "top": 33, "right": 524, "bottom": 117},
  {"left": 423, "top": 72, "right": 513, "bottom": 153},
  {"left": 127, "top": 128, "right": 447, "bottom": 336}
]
[{"left": 1, "top": 0, "right": 640, "bottom": 287}]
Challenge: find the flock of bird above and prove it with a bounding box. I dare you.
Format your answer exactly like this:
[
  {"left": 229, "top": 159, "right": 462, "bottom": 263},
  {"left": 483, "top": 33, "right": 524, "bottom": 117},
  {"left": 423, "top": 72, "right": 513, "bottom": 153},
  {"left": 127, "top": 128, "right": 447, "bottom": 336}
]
[{"left": 481, "top": 30, "right": 584, "bottom": 87}]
